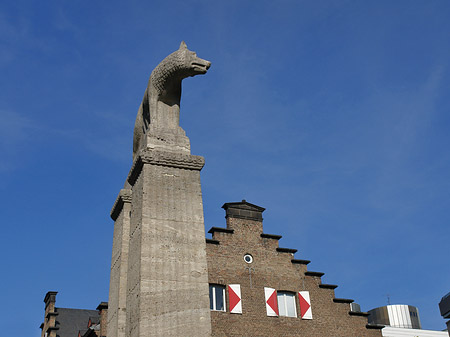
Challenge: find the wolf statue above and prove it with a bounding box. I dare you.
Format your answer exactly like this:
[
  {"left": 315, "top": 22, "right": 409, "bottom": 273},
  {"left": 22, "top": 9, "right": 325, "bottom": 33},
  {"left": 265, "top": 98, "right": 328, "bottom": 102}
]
[{"left": 132, "top": 41, "right": 211, "bottom": 159}]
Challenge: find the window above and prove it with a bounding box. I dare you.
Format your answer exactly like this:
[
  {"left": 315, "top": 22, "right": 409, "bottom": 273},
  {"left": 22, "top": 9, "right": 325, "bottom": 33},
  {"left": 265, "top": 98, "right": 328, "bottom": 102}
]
[
  {"left": 209, "top": 284, "right": 226, "bottom": 311},
  {"left": 243, "top": 254, "right": 253, "bottom": 264},
  {"left": 277, "top": 291, "right": 297, "bottom": 317}
]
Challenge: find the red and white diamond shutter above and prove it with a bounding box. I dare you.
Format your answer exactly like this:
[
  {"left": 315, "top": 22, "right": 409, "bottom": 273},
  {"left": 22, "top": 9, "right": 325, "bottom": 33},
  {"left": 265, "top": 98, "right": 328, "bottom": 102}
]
[
  {"left": 228, "top": 284, "right": 242, "bottom": 314},
  {"left": 298, "top": 291, "right": 312, "bottom": 319},
  {"left": 264, "top": 287, "right": 279, "bottom": 316}
]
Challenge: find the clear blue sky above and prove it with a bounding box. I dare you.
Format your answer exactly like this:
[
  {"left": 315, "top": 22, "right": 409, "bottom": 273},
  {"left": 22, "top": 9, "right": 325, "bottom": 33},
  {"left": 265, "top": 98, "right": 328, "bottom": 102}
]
[{"left": 1, "top": 1, "right": 449, "bottom": 335}]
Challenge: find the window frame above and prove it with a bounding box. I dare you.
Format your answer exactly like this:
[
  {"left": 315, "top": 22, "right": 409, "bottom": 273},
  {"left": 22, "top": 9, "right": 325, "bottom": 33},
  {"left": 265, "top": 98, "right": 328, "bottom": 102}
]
[
  {"left": 277, "top": 291, "right": 297, "bottom": 318},
  {"left": 209, "top": 284, "right": 226, "bottom": 312}
]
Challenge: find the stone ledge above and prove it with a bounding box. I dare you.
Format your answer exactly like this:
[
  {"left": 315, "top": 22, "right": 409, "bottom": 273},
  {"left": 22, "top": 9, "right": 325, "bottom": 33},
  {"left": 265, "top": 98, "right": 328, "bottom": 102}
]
[
  {"left": 110, "top": 189, "right": 132, "bottom": 221},
  {"left": 128, "top": 157, "right": 144, "bottom": 185},
  {"left": 333, "top": 298, "right": 354, "bottom": 304},
  {"left": 305, "top": 271, "right": 324, "bottom": 277},
  {"left": 128, "top": 150, "right": 205, "bottom": 185},
  {"left": 261, "top": 233, "right": 282, "bottom": 240},
  {"left": 319, "top": 284, "right": 338, "bottom": 289},
  {"left": 206, "top": 239, "right": 220, "bottom": 245},
  {"left": 45, "top": 312, "right": 59, "bottom": 319},
  {"left": 291, "top": 259, "right": 311, "bottom": 265},
  {"left": 208, "top": 227, "right": 234, "bottom": 234},
  {"left": 366, "top": 324, "right": 385, "bottom": 330},
  {"left": 349, "top": 311, "right": 369, "bottom": 317},
  {"left": 96, "top": 302, "right": 108, "bottom": 310},
  {"left": 276, "top": 247, "right": 298, "bottom": 254}
]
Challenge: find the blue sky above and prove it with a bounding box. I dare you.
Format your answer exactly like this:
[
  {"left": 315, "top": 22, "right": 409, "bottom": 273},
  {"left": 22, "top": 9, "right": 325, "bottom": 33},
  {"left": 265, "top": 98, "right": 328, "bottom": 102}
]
[{"left": 1, "top": 1, "right": 449, "bottom": 335}]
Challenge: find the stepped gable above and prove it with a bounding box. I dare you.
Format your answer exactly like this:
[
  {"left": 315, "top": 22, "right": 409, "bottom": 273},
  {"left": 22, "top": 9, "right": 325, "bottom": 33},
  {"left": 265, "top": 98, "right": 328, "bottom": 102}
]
[{"left": 205, "top": 200, "right": 382, "bottom": 337}]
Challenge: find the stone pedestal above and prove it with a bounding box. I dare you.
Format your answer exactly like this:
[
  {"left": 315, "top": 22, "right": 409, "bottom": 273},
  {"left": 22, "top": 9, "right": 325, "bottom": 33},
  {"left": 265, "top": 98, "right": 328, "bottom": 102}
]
[{"left": 117, "top": 146, "right": 211, "bottom": 337}]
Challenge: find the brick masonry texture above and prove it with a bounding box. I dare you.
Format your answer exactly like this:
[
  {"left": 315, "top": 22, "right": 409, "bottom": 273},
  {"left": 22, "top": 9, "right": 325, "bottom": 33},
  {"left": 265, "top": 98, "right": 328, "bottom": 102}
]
[{"left": 206, "top": 212, "right": 382, "bottom": 337}]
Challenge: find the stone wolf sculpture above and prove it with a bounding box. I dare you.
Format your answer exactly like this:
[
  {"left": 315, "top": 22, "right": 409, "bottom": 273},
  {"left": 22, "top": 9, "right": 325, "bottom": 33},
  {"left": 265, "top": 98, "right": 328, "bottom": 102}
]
[{"left": 133, "top": 41, "right": 211, "bottom": 159}]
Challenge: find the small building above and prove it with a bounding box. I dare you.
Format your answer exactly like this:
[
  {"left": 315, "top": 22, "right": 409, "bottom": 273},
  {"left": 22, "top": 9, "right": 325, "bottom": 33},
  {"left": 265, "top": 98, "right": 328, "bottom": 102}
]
[
  {"left": 368, "top": 304, "right": 422, "bottom": 329},
  {"left": 40, "top": 291, "right": 107, "bottom": 337},
  {"left": 368, "top": 304, "right": 449, "bottom": 337}
]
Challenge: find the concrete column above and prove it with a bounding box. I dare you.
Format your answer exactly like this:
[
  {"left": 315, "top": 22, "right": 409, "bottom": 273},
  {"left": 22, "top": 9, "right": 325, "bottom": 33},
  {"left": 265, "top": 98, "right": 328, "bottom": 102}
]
[
  {"left": 108, "top": 189, "right": 132, "bottom": 337},
  {"left": 125, "top": 149, "right": 211, "bottom": 337}
]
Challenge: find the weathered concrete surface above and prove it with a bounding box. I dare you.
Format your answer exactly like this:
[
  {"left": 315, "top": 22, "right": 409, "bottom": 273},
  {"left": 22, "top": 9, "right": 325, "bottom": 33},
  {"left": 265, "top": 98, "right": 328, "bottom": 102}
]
[
  {"left": 125, "top": 150, "right": 211, "bottom": 337},
  {"left": 107, "top": 189, "right": 132, "bottom": 337}
]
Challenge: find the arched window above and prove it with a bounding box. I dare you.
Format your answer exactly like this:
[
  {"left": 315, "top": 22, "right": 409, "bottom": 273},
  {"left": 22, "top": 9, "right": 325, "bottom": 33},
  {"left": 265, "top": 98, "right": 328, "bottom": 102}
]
[{"left": 277, "top": 291, "right": 297, "bottom": 317}]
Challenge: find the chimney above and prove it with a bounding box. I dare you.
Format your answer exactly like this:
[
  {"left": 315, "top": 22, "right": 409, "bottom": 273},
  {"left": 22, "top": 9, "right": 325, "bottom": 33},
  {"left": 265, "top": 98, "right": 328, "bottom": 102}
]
[
  {"left": 96, "top": 302, "right": 108, "bottom": 337},
  {"left": 222, "top": 200, "right": 265, "bottom": 232},
  {"left": 44, "top": 291, "right": 57, "bottom": 311},
  {"left": 41, "top": 291, "right": 59, "bottom": 337}
]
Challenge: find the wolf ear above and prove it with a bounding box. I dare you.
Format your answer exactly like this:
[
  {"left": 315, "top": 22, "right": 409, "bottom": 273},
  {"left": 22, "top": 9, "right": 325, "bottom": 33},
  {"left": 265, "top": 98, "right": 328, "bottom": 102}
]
[{"left": 179, "top": 41, "right": 188, "bottom": 50}]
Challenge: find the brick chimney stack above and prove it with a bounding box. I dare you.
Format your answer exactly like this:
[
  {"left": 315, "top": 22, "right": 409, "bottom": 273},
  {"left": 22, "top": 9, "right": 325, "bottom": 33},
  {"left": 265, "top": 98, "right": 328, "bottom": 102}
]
[
  {"left": 40, "top": 291, "right": 59, "bottom": 337},
  {"left": 222, "top": 200, "right": 266, "bottom": 233},
  {"left": 96, "top": 302, "right": 108, "bottom": 337}
]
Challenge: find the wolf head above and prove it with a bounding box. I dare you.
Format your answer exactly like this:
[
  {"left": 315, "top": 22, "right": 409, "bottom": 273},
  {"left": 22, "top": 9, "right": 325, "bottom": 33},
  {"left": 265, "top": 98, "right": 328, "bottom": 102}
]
[{"left": 178, "top": 41, "right": 211, "bottom": 76}]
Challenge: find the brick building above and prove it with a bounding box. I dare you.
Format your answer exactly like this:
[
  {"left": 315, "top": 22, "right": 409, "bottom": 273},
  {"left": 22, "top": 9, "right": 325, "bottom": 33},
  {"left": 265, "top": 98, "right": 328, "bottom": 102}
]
[
  {"left": 39, "top": 291, "right": 108, "bottom": 337},
  {"left": 205, "top": 200, "right": 382, "bottom": 336}
]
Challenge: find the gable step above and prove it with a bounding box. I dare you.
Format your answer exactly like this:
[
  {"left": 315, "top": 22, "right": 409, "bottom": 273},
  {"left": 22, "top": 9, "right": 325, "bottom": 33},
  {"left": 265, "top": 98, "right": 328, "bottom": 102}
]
[
  {"left": 366, "top": 323, "right": 385, "bottom": 330},
  {"left": 261, "top": 233, "right": 282, "bottom": 240},
  {"left": 333, "top": 298, "right": 354, "bottom": 303},
  {"left": 291, "top": 259, "right": 310, "bottom": 265},
  {"left": 276, "top": 247, "right": 297, "bottom": 254},
  {"left": 208, "top": 227, "right": 234, "bottom": 234},
  {"left": 349, "top": 311, "right": 369, "bottom": 317},
  {"left": 319, "top": 284, "right": 338, "bottom": 289},
  {"left": 305, "top": 271, "right": 324, "bottom": 277},
  {"left": 206, "top": 238, "right": 220, "bottom": 245}
]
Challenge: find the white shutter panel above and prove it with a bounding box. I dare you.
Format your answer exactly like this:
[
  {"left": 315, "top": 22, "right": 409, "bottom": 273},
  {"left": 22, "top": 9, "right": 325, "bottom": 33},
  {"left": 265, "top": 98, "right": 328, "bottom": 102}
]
[
  {"left": 298, "top": 291, "right": 312, "bottom": 319},
  {"left": 264, "top": 287, "right": 278, "bottom": 316},
  {"left": 228, "top": 284, "right": 242, "bottom": 314}
]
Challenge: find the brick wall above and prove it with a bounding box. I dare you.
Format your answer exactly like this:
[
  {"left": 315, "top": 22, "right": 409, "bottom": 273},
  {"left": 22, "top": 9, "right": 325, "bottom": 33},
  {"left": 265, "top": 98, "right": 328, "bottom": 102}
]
[{"left": 40, "top": 291, "right": 58, "bottom": 337}]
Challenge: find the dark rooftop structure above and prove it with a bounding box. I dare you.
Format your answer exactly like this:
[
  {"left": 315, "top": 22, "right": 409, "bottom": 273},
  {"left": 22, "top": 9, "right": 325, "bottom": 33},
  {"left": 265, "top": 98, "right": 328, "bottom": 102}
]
[
  {"left": 56, "top": 308, "right": 99, "bottom": 337},
  {"left": 439, "top": 292, "right": 450, "bottom": 319}
]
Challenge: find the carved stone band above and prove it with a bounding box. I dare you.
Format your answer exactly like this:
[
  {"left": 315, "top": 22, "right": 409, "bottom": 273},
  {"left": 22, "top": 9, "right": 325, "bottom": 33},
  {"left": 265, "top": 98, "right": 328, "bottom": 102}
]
[{"left": 127, "top": 150, "right": 205, "bottom": 186}]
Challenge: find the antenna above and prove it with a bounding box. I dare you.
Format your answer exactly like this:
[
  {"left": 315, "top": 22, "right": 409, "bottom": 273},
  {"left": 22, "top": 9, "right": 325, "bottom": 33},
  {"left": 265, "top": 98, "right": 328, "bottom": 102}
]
[{"left": 387, "top": 294, "right": 391, "bottom": 305}]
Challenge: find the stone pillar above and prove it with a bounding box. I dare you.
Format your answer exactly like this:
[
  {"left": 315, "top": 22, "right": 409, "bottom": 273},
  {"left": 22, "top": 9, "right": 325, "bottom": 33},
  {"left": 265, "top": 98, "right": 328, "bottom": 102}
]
[
  {"left": 108, "top": 189, "right": 132, "bottom": 337},
  {"left": 125, "top": 145, "right": 211, "bottom": 337}
]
